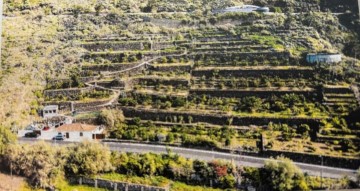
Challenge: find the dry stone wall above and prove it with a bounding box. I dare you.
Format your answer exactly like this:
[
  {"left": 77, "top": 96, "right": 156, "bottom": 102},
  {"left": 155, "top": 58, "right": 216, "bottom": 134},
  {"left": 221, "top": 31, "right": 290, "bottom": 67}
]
[
  {"left": 192, "top": 68, "right": 314, "bottom": 78},
  {"left": 81, "top": 42, "right": 145, "bottom": 51},
  {"left": 44, "top": 87, "right": 94, "bottom": 99},
  {"left": 118, "top": 106, "right": 321, "bottom": 127},
  {"left": 68, "top": 177, "right": 169, "bottom": 191},
  {"left": 189, "top": 89, "right": 317, "bottom": 99},
  {"left": 82, "top": 63, "right": 139, "bottom": 72},
  {"left": 150, "top": 64, "right": 192, "bottom": 73}
]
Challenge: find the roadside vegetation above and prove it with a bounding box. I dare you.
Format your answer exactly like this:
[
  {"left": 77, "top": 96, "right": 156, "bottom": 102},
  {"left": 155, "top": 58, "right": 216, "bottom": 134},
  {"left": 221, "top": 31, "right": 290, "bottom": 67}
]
[{"left": 0, "top": 130, "right": 357, "bottom": 191}]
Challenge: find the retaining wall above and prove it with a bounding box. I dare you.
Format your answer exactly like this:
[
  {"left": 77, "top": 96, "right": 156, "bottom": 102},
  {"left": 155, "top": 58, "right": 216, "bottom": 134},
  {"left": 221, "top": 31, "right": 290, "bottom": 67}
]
[
  {"left": 68, "top": 177, "right": 169, "bottom": 191},
  {"left": 118, "top": 106, "right": 321, "bottom": 127},
  {"left": 82, "top": 63, "right": 139, "bottom": 72},
  {"left": 150, "top": 64, "right": 192, "bottom": 73},
  {"left": 261, "top": 150, "right": 360, "bottom": 169},
  {"left": 44, "top": 87, "right": 94, "bottom": 99},
  {"left": 189, "top": 89, "right": 317, "bottom": 99},
  {"left": 323, "top": 86, "right": 353, "bottom": 94},
  {"left": 137, "top": 77, "right": 190, "bottom": 87},
  {"left": 81, "top": 42, "right": 145, "bottom": 51},
  {"left": 192, "top": 68, "right": 314, "bottom": 78}
]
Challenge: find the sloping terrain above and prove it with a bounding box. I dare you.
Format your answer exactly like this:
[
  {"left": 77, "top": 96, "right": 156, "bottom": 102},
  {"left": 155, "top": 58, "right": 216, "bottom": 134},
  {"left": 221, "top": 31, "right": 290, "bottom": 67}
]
[{"left": 2, "top": 0, "right": 360, "bottom": 162}]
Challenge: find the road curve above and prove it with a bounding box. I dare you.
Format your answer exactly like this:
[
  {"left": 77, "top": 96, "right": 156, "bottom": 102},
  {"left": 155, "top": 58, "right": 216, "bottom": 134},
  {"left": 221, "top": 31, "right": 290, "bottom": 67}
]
[{"left": 18, "top": 138, "right": 357, "bottom": 179}]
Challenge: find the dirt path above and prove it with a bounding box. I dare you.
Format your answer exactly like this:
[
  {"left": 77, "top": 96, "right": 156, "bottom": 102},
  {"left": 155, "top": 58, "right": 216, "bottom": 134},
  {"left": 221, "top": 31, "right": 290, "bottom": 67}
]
[{"left": 0, "top": 173, "right": 25, "bottom": 191}]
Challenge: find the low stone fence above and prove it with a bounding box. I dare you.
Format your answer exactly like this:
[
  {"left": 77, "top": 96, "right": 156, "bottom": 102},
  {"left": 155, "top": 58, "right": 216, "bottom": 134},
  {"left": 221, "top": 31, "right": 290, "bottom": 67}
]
[{"left": 68, "top": 177, "right": 169, "bottom": 191}]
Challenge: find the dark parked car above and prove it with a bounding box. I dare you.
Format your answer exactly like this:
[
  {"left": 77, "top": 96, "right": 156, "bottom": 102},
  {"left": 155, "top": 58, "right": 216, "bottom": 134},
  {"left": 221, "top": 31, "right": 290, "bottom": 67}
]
[
  {"left": 25, "top": 132, "right": 40, "bottom": 138},
  {"left": 52, "top": 134, "right": 64, "bottom": 141}
]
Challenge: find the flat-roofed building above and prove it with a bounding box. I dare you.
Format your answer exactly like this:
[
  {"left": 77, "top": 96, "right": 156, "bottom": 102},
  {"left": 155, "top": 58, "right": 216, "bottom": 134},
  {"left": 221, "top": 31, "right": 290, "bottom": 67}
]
[
  {"left": 42, "top": 105, "right": 59, "bottom": 118},
  {"left": 306, "top": 53, "right": 342, "bottom": 64}
]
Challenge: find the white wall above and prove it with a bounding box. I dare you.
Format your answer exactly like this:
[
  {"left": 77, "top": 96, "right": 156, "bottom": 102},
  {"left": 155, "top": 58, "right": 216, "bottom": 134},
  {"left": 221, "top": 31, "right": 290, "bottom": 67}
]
[{"left": 66, "top": 131, "right": 94, "bottom": 142}]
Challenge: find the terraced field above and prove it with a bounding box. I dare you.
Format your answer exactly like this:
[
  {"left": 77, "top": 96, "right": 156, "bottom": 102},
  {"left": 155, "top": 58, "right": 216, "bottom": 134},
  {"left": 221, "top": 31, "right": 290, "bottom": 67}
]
[{"left": 39, "top": 10, "right": 360, "bottom": 162}]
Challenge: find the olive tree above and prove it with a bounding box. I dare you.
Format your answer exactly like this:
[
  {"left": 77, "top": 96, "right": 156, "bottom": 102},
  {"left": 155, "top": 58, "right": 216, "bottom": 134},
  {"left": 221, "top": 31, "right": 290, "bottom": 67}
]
[
  {"left": 65, "top": 141, "right": 113, "bottom": 176},
  {"left": 98, "top": 109, "right": 125, "bottom": 128},
  {"left": 258, "top": 157, "right": 309, "bottom": 191}
]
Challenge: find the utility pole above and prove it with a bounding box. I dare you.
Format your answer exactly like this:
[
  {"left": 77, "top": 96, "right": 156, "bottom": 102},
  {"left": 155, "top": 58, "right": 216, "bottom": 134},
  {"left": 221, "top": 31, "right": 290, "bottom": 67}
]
[{"left": 358, "top": 0, "right": 360, "bottom": 20}]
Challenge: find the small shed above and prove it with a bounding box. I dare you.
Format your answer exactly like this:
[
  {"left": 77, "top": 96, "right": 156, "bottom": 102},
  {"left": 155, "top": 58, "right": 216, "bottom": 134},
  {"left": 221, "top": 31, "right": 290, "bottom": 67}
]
[
  {"left": 306, "top": 53, "right": 342, "bottom": 64},
  {"left": 43, "top": 105, "right": 59, "bottom": 118}
]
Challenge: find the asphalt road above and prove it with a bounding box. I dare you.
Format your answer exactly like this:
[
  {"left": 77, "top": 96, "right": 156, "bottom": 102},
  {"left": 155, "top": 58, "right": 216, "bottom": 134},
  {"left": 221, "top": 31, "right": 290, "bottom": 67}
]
[{"left": 18, "top": 138, "right": 357, "bottom": 179}]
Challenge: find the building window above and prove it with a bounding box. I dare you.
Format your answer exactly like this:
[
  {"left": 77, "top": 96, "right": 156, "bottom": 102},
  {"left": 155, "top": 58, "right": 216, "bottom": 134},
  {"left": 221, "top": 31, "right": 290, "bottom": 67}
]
[{"left": 80, "top": 132, "right": 83, "bottom": 137}]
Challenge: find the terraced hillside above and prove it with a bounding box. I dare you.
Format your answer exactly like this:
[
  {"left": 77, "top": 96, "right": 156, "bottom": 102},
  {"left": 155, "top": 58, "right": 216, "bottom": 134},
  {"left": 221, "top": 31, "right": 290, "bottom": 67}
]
[{"left": 2, "top": 0, "right": 360, "bottom": 169}]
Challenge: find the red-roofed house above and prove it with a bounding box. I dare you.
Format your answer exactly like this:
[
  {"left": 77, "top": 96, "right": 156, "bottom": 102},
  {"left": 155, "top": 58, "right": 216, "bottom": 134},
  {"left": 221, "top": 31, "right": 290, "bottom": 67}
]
[{"left": 56, "top": 123, "right": 105, "bottom": 141}]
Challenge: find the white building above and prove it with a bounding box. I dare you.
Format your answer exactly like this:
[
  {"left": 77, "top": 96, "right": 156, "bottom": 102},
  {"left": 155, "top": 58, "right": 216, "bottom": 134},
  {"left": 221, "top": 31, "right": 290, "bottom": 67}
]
[
  {"left": 43, "top": 105, "right": 59, "bottom": 118},
  {"left": 213, "top": 5, "right": 270, "bottom": 14},
  {"left": 306, "top": 53, "right": 342, "bottom": 64},
  {"left": 56, "top": 123, "right": 105, "bottom": 141}
]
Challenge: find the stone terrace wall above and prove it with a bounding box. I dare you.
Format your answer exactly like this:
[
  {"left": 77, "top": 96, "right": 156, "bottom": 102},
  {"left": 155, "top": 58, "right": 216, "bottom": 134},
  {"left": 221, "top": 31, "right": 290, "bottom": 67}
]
[
  {"left": 262, "top": 150, "right": 360, "bottom": 169},
  {"left": 44, "top": 87, "right": 94, "bottom": 99},
  {"left": 190, "top": 89, "right": 317, "bottom": 99},
  {"left": 69, "top": 177, "right": 169, "bottom": 191},
  {"left": 191, "top": 51, "right": 290, "bottom": 63},
  {"left": 81, "top": 42, "right": 145, "bottom": 51},
  {"left": 150, "top": 64, "right": 192, "bottom": 73},
  {"left": 82, "top": 63, "right": 139, "bottom": 72},
  {"left": 152, "top": 42, "right": 175, "bottom": 50},
  {"left": 149, "top": 18, "right": 182, "bottom": 28},
  {"left": 192, "top": 68, "right": 314, "bottom": 78},
  {"left": 118, "top": 106, "right": 321, "bottom": 126},
  {"left": 323, "top": 86, "right": 353, "bottom": 94},
  {"left": 137, "top": 77, "right": 190, "bottom": 87},
  {"left": 43, "top": 101, "right": 72, "bottom": 111}
]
